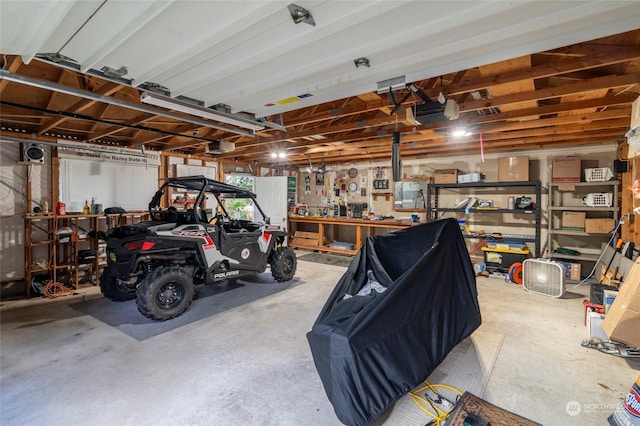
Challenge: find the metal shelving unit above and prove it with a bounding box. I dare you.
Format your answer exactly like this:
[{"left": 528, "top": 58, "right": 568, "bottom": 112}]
[
  {"left": 547, "top": 180, "right": 619, "bottom": 263},
  {"left": 426, "top": 180, "right": 541, "bottom": 257}
]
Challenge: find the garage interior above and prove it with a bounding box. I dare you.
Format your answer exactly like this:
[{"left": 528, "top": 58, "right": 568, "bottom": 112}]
[{"left": 1, "top": 2, "right": 640, "bottom": 425}]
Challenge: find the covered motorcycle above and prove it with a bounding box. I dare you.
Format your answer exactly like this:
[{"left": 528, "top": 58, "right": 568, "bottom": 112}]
[{"left": 307, "top": 218, "right": 481, "bottom": 426}]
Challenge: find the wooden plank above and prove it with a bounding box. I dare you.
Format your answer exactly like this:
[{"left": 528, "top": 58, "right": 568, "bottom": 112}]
[
  {"left": 36, "top": 81, "right": 124, "bottom": 135},
  {"left": 458, "top": 73, "right": 640, "bottom": 112},
  {"left": 479, "top": 56, "right": 537, "bottom": 112},
  {"left": 558, "top": 89, "right": 609, "bottom": 116},
  {"left": 293, "top": 230, "right": 320, "bottom": 247},
  {"left": 451, "top": 46, "right": 640, "bottom": 96},
  {"left": 281, "top": 47, "right": 640, "bottom": 128},
  {"left": 294, "top": 231, "right": 320, "bottom": 239},
  {"left": 292, "top": 240, "right": 319, "bottom": 248}
]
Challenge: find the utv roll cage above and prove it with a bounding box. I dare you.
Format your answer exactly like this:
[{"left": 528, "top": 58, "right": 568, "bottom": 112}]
[{"left": 148, "top": 175, "right": 271, "bottom": 225}]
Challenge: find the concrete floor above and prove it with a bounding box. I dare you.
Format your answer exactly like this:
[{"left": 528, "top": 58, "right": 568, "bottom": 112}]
[{"left": 1, "top": 251, "right": 638, "bottom": 426}]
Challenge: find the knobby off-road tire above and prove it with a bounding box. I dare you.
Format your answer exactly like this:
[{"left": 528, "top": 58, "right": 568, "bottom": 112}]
[
  {"left": 269, "top": 247, "right": 297, "bottom": 282},
  {"left": 100, "top": 267, "right": 136, "bottom": 301},
  {"left": 136, "top": 266, "right": 195, "bottom": 321}
]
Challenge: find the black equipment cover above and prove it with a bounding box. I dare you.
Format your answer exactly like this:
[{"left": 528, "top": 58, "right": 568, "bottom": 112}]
[{"left": 307, "top": 218, "right": 481, "bottom": 426}]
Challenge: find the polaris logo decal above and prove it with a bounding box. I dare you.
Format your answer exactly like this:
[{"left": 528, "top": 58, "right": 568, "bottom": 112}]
[
  {"left": 214, "top": 270, "right": 240, "bottom": 279},
  {"left": 241, "top": 248, "right": 250, "bottom": 259}
]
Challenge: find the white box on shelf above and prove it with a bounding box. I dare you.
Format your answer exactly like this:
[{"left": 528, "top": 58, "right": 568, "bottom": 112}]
[
  {"left": 584, "top": 168, "right": 614, "bottom": 182},
  {"left": 457, "top": 173, "right": 482, "bottom": 183},
  {"left": 582, "top": 193, "right": 613, "bottom": 207}
]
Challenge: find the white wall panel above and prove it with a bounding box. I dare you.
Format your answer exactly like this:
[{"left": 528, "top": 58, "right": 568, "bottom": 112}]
[{"left": 59, "top": 158, "right": 157, "bottom": 212}]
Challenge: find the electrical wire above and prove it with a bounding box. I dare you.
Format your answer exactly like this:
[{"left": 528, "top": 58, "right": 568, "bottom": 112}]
[
  {"left": 42, "top": 280, "right": 74, "bottom": 298},
  {"left": 407, "top": 381, "right": 463, "bottom": 426}
]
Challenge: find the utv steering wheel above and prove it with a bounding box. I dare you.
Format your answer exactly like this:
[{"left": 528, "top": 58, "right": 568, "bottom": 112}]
[{"left": 210, "top": 213, "right": 226, "bottom": 224}]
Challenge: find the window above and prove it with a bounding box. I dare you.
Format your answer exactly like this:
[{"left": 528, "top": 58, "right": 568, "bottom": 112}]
[{"left": 224, "top": 175, "right": 256, "bottom": 221}]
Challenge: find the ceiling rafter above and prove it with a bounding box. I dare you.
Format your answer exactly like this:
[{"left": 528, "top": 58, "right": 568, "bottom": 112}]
[{"left": 1, "top": 28, "right": 638, "bottom": 167}]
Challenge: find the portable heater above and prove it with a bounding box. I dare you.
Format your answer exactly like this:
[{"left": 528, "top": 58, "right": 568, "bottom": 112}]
[{"left": 522, "top": 258, "right": 565, "bottom": 298}]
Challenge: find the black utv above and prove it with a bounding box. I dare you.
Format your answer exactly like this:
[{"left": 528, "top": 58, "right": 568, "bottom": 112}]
[{"left": 100, "top": 175, "right": 297, "bottom": 321}]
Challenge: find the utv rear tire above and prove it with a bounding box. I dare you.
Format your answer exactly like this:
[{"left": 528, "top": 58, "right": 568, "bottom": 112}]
[
  {"left": 270, "top": 247, "right": 297, "bottom": 282},
  {"left": 136, "top": 266, "right": 195, "bottom": 321},
  {"left": 100, "top": 267, "right": 136, "bottom": 301}
]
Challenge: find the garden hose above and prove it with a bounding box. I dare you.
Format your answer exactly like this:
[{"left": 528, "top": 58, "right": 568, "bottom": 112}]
[{"left": 554, "top": 247, "right": 581, "bottom": 256}]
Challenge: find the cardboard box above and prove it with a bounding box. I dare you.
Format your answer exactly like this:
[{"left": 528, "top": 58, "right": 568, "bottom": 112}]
[
  {"left": 602, "top": 259, "right": 640, "bottom": 348},
  {"left": 498, "top": 156, "right": 529, "bottom": 182},
  {"left": 457, "top": 173, "right": 482, "bottom": 183},
  {"left": 558, "top": 261, "right": 581, "bottom": 281},
  {"left": 433, "top": 169, "right": 459, "bottom": 184},
  {"left": 552, "top": 156, "right": 581, "bottom": 182},
  {"left": 562, "top": 211, "right": 586, "bottom": 231},
  {"left": 585, "top": 218, "right": 615, "bottom": 234}
]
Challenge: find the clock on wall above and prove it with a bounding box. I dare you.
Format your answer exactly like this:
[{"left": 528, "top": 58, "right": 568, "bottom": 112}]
[{"left": 348, "top": 182, "right": 358, "bottom": 192}]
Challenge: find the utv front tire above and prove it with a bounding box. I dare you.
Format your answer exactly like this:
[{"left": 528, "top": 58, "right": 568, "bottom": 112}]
[
  {"left": 136, "top": 266, "right": 195, "bottom": 321},
  {"left": 100, "top": 267, "right": 136, "bottom": 301},
  {"left": 270, "top": 247, "right": 297, "bottom": 282}
]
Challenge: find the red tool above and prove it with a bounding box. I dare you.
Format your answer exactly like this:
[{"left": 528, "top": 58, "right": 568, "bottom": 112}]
[{"left": 583, "top": 300, "right": 604, "bottom": 325}]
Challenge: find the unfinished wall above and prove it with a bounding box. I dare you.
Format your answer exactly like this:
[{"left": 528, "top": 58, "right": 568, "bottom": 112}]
[
  {"left": 296, "top": 143, "right": 622, "bottom": 261},
  {"left": 0, "top": 141, "right": 51, "bottom": 294}
]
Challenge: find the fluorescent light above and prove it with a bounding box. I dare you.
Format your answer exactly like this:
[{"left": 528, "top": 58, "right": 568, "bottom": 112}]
[
  {"left": 377, "top": 76, "right": 406, "bottom": 94},
  {"left": 141, "top": 92, "right": 265, "bottom": 131}
]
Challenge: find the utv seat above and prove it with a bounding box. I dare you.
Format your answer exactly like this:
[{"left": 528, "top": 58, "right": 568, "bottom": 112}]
[{"left": 184, "top": 209, "right": 196, "bottom": 223}]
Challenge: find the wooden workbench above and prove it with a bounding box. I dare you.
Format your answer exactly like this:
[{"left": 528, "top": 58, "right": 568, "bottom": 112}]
[{"left": 287, "top": 215, "right": 415, "bottom": 255}]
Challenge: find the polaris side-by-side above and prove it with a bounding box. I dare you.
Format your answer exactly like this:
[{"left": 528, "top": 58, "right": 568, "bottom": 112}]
[{"left": 100, "top": 176, "right": 297, "bottom": 321}]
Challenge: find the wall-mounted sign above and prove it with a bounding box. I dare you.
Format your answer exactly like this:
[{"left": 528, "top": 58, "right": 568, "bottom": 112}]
[{"left": 57, "top": 140, "right": 161, "bottom": 166}]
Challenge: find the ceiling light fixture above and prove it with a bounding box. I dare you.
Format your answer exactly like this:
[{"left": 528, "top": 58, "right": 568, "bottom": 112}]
[
  {"left": 0, "top": 69, "right": 254, "bottom": 137},
  {"left": 444, "top": 99, "right": 460, "bottom": 120},
  {"left": 354, "top": 57, "right": 370, "bottom": 68},
  {"left": 452, "top": 129, "right": 471, "bottom": 137},
  {"left": 287, "top": 4, "right": 315, "bottom": 26},
  {"left": 271, "top": 151, "right": 287, "bottom": 159},
  {"left": 140, "top": 92, "right": 265, "bottom": 131},
  {"left": 376, "top": 76, "right": 406, "bottom": 94}
]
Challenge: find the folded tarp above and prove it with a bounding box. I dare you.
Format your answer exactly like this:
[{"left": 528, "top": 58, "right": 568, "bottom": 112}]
[{"left": 307, "top": 218, "right": 481, "bottom": 426}]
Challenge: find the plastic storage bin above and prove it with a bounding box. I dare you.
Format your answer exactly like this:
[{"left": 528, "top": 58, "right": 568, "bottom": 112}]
[
  {"left": 582, "top": 193, "right": 613, "bottom": 207},
  {"left": 584, "top": 167, "right": 614, "bottom": 182}
]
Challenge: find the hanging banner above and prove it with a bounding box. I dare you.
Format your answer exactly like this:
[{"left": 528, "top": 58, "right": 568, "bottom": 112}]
[{"left": 56, "top": 140, "right": 161, "bottom": 166}]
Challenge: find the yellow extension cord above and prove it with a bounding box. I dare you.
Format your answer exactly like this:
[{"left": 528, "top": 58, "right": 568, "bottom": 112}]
[{"left": 407, "top": 381, "right": 463, "bottom": 426}]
